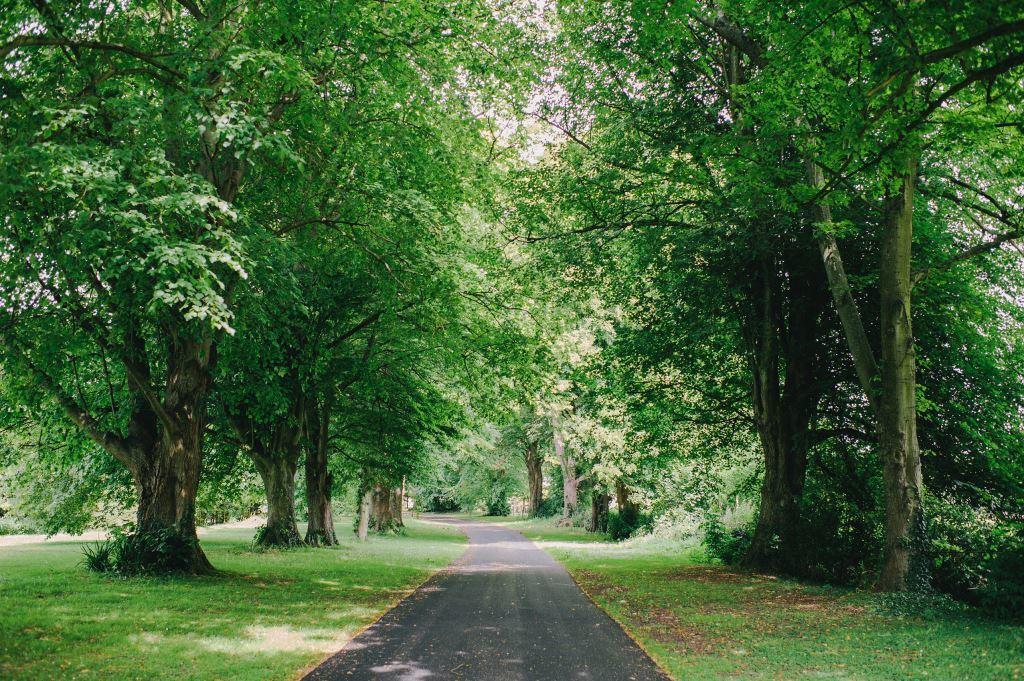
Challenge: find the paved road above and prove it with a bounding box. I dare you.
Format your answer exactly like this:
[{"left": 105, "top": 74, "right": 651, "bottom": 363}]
[{"left": 304, "top": 518, "right": 667, "bottom": 681}]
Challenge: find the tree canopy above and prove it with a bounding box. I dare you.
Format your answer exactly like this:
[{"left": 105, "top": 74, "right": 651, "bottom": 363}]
[{"left": 1, "top": 0, "right": 1023, "bottom": 612}]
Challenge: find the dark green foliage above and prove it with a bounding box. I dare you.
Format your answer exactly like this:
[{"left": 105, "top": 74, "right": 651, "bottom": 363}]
[
  {"left": 424, "top": 494, "right": 461, "bottom": 513},
  {"left": 702, "top": 517, "right": 753, "bottom": 565},
  {"left": 778, "top": 474, "right": 880, "bottom": 585},
  {"left": 80, "top": 540, "right": 114, "bottom": 573},
  {"left": 533, "top": 496, "right": 561, "bottom": 518},
  {"left": 978, "top": 549, "right": 1024, "bottom": 620},
  {"left": 607, "top": 507, "right": 652, "bottom": 541},
  {"left": 82, "top": 529, "right": 205, "bottom": 576},
  {"left": 485, "top": 490, "right": 511, "bottom": 517},
  {"left": 928, "top": 496, "right": 1024, "bottom": 618}
]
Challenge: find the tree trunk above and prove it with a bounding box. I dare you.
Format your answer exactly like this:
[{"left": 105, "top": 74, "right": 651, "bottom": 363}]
[
  {"left": 304, "top": 401, "right": 337, "bottom": 547},
  {"left": 807, "top": 160, "right": 881, "bottom": 412},
  {"left": 877, "top": 156, "right": 927, "bottom": 591},
  {"left": 524, "top": 439, "right": 544, "bottom": 516},
  {"left": 129, "top": 337, "right": 214, "bottom": 573},
  {"left": 551, "top": 413, "right": 577, "bottom": 521},
  {"left": 744, "top": 246, "right": 824, "bottom": 570},
  {"left": 357, "top": 490, "right": 371, "bottom": 541},
  {"left": 230, "top": 388, "right": 305, "bottom": 549},
  {"left": 807, "top": 153, "right": 927, "bottom": 591},
  {"left": 369, "top": 483, "right": 402, "bottom": 533},
  {"left": 615, "top": 482, "right": 638, "bottom": 516},
  {"left": 253, "top": 451, "right": 301, "bottom": 547},
  {"left": 589, "top": 491, "right": 610, "bottom": 533},
  {"left": 392, "top": 486, "right": 404, "bottom": 527}
]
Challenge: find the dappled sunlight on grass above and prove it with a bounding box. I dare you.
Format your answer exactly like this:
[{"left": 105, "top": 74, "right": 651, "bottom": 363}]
[
  {"left": 198, "top": 625, "right": 352, "bottom": 655},
  {"left": 0, "top": 518, "right": 465, "bottom": 680}
]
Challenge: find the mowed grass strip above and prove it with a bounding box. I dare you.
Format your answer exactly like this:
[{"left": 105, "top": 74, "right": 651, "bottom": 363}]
[
  {"left": 0, "top": 517, "right": 464, "bottom": 680},
  {"left": 519, "top": 520, "right": 1024, "bottom": 681}
]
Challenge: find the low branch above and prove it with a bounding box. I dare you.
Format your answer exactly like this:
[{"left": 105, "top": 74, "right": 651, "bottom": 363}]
[
  {"left": 21, "top": 356, "right": 132, "bottom": 465},
  {"left": 919, "top": 20, "right": 1024, "bottom": 65},
  {"left": 913, "top": 229, "right": 1023, "bottom": 285},
  {"left": 0, "top": 35, "right": 183, "bottom": 79},
  {"left": 691, "top": 9, "right": 767, "bottom": 68}
]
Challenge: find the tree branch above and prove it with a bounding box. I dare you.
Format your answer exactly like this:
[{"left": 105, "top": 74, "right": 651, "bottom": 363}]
[{"left": 0, "top": 35, "right": 183, "bottom": 79}]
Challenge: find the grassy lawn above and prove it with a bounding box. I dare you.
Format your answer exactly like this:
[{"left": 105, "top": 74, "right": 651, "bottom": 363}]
[
  {"left": 478, "top": 514, "right": 610, "bottom": 544},
  {"left": 0, "top": 517, "right": 464, "bottom": 680},
  {"left": 513, "top": 518, "right": 1024, "bottom": 680}
]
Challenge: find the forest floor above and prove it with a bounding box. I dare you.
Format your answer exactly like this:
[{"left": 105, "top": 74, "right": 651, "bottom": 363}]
[
  {"left": 491, "top": 516, "right": 1024, "bottom": 680},
  {"left": 0, "top": 517, "right": 464, "bottom": 680}
]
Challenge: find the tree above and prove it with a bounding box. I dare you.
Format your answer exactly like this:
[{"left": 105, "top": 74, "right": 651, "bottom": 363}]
[{"left": 0, "top": 0, "right": 316, "bottom": 571}]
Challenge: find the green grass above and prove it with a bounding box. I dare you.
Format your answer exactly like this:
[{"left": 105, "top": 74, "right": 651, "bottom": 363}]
[
  {"left": 479, "top": 514, "right": 610, "bottom": 543},
  {"left": 518, "top": 519, "right": 1024, "bottom": 680},
  {"left": 0, "top": 517, "right": 464, "bottom": 680}
]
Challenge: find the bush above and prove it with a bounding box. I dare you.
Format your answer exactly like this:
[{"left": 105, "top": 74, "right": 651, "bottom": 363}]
[
  {"left": 485, "top": 488, "right": 511, "bottom": 516},
  {"left": 927, "top": 496, "right": 993, "bottom": 600},
  {"left": 702, "top": 515, "right": 752, "bottom": 565},
  {"left": 0, "top": 514, "right": 42, "bottom": 536},
  {"left": 926, "top": 496, "right": 1024, "bottom": 617},
  {"left": 424, "top": 494, "right": 461, "bottom": 513},
  {"left": 607, "top": 507, "right": 652, "bottom": 541},
  {"left": 81, "top": 540, "right": 113, "bottom": 573},
  {"left": 533, "top": 496, "right": 561, "bottom": 518},
  {"left": 81, "top": 528, "right": 202, "bottom": 576},
  {"left": 978, "top": 547, "right": 1024, "bottom": 619}
]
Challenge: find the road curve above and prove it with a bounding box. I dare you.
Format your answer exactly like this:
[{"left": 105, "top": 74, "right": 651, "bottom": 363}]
[{"left": 303, "top": 517, "right": 668, "bottom": 681}]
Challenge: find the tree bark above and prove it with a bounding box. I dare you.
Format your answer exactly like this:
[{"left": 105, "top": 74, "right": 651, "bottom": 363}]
[
  {"left": 369, "top": 482, "right": 403, "bottom": 533},
  {"left": 744, "top": 245, "right": 825, "bottom": 570},
  {"left": 524, "top": 439, "right": 544, "bottom": 516},
  {"left": 357, "top": 490, "right": 371, "bottom": 541},
  {"left": 807, "top": 154, "right": 927, "bottom": 590},
  {"left": 304, "top": 400, "right": 337, "bottom": 546},
  {"left": 807, "top": 161, "right": 881, "bottom": 413},
  {"left": 127, "top": 335, "right": 215, "bottom": 573},
  {"left": 877, "top": 155, "right": 927, "bottom": 591},
  {"left": 589, "top": 491, "right": 610, "bottom": 533},
  {"left": 229, "top": 386, "right": 305, "bottom": 549},
  {"left": 551, "top": 413, "right": 577, "bottom": 521},
  {"left": 615, "top": 481, "right": 638, "bottom": 516},
  {"left": 253, "top": 450, "right": 301, "bottom": 547}
]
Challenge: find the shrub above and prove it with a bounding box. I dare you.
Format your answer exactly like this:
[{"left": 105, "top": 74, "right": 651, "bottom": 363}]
[
  {"left": 926, "top": 495, "right": 1024, "bottom": 617},
  {"left": 81, "top": 528, "right": 202, "bottom": 576},
  {"left": 81, "top": 540, "right": 113, "bottom": 573},
  {"left": 702, "top": 515, "right": 752, "bottom": 565},
  {"left": 607, "top": 507, "right": 652, "bottom": 541},
  {"left": 927, "top": 496, "right": 993, "bottom": 599},
  {"left": 533, "top": 496, "right": 561, "bottom": 518},
  {"left": 424, "top": 494, "right": 461, "bottom": 513},
  {"left": 485, "top": 494, "right": 511, "bottom": 516},
  {"left": 978, "top": 547, "right": 1024, "bottom": 619}
]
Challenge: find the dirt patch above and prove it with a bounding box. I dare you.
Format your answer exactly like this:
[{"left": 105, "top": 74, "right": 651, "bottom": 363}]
[{"left": 658, "top": 565, "right": 767, "bottom": 585}]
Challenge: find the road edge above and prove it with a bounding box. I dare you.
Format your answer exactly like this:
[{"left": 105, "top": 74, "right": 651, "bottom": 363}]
[{"left": 293, "top": 518, "right": 471, "bottom": 680}]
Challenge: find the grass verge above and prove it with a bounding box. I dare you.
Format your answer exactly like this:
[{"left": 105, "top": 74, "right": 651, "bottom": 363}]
[
  {"left": 514, "top": 517, "right": 1024, "bottom": 680},
  {"left": 0, "top": 517, "right": 464, "bottom": 680}
]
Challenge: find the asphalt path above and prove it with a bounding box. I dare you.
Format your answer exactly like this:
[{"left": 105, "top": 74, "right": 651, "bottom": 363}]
[{"left": 303, "top": 517, "right": 668, "bottom": 681}]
